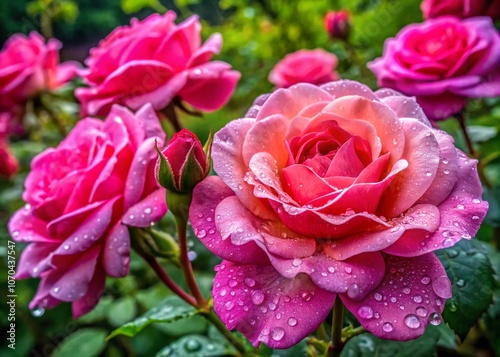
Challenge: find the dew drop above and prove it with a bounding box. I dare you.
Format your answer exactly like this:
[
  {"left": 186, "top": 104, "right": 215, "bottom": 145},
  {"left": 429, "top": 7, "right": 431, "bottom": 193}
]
[
  {"left": 347, "top": 284, "right": 360, "bottom": 299},
  {"left": 456, "top": 204, "right": 465, "bottom": 210},
  {"left": 287, "top": 317, "right": 298, "bottom": 326},
  {"left": 251, "top": 290, "right": 265, "bottom": 305},
  {"left": 456, "top": 279, "right": 465, "bottom": 287},
  {"left": 228, "top": 280, "right": 238, "bottom": 288},
  {"left": 271, "top": 327, "right": 285, "bottom": 341},
  {"left": 144, "top": 207, "right": 152, "bottom": 214},
  {"left": 432, "top": 275, "right": 452, "bottom": 298},
  {"left": 301, "top": 290, "right": 312, "bottom": 302},
  {"left": 413, "top": 295, "right": 423, "bottom": 303},
  {"left": 63, "top": 244, "right": 71, "bottom": 250},
  {"left": 472, "top": 198, "right": 481, "bottom": 204},
  {"left": 244, "top": 277, "right": 256, "bottom": 287},
  {"left": 357, "top": 306, "right": 374, "bottom": 319},
  {"left": 184, "top": 338, "right": 202, "bottom": 352},
  {"left": 416, "top": 306, "right": 427, "bottom": 317},
  {"left": 292, "top": 258, "right": 302, "bottom": 267},
  {"left": 219, "top": 288, "right": 227, "bottom": 297},
  {"left": 328, "top": 266, "right": 335, "bottom": 273},
  {"left": 442, "top": 238, "right": 454, "bottom": 247},
  {"left": 403, "top": 287, "right": 411, "bottom": 295},
  {"left": 52, "top": 287, "right": 60, "bottom": 294},
  {"left": 382, "top": 322, "right": 393, "bottom": 332},
  {"left": 425, "top": 171, "right": 432, "bottom": 177},
  {"left": 429, "top": 312, "right": 442, "bottom": 325},
  {"left": 374, "top": 293, "right": 383, "bottom": 301},
  {"left": 443, "top": 169, "right": 450, "bottom": 175},
  {"left": 31, "top": 306, "right": 45, "bottom": 317},
  {"left": 421, "top": 275, "right": 431, "bottom": 285},
  {"left": 225, "top": 301, "right": 234, "bottom": 310},
  {"left": 404, "top": 314, "right": 421, "bottom": 329},
  {"left": 344, "top": 267, "right": 352, "bottom": 274},
  {"left": 196, "top": 229, "right": 207, "bottom": 238}
]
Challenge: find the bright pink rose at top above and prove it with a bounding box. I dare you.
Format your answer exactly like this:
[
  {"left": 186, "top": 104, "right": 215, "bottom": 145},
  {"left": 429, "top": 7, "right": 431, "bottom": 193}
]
[
  {"left": 189, "top": 80, "right": 488, "bottom": 348},
  {"left": 324, "top": 10, "right": 351, "bottom": 41},
  {"left": 421, "top": 0, "right": 500, "bottom": 20},
  {"left": 76, "top": 12, "right": 240, "bottom": 117},
  {"left": 9, "top": 104, "right": 167, "bottom": 317},
  {"left": 368, "top": 16, "right": 500, "bottom": 121},
  {"left": 269, "top": 49, "right": 339, "bottom": 88},
  {"left": 0, "top": 31, "right": 79, "bottom": 112}
]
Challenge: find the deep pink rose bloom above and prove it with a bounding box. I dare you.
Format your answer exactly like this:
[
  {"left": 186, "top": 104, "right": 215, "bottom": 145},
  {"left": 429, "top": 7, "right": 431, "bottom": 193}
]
[
  {"left": 9, "top": 104, "right": 167, "bottom": 317},
  {"left": 0, "top": 139, "right": 18, "bottom": 177},
  {"left": 189, "top": 80, "right": 488, "bottom": 348},
  {"left": 324, "top": 10, "right": 351, "bottom": 41},
  {"left": 269, "top": 49, "right": 339, "bottom": 88},
  {"left": 76, "top": 12, "right": 240, "bottom": 117},
  {"left": 421, "top": 0, "right": 500, "bottom": 20},
  {"left": 0, "top": 31, "right": 79, "bottom": 112},
  {"left": 368, "top": 16, "right": 500, "bottom": 120}
]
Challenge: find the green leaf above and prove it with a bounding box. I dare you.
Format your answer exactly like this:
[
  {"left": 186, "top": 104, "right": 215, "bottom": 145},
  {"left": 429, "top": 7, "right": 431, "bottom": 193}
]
[
  {"left": 436, "top": 239, "right": 494, "bottom": 339},
  {"left": 467, "top": 126, "right": 498, "bottom": 143},
  {"left": 52, "top": 328, "right": 107, "bottom": 357},
  {"left": 107, "top": 296, "right": 198, "bottom": 339},
  {"left": 340, "top": 325, "right": 439, "bottom": 357},
  {"left": 156, "top": 334, "right": 232, "bottom": 357},
  {"left": 483, "top": 244, "right": 500, "bottom": 355},
  {"left": 120, "top": 0, "right": 160, "bottom": 14},
  {"left": 107, "top": 296, "right": 137, "bottom": 327}
]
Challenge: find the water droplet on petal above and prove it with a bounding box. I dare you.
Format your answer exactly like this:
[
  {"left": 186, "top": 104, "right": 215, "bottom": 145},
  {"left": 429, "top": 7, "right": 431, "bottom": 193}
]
[
  {"left": 404, "top": 314, "right": 421, "bottom": 329},
  {"left": 403, "top": 287, "right": 411, "bottom": 295},
  {"left": 421, "top": 275, "right": 431, "bottom": 285},
  {"left": 456, "top": 204, "right": 465, "bottom": 210},
  {"left": 382, "top": 322, "right": 393, "bottom": 332},
  {"left": 429, "top": 312, "right": 442, "bottom": 325},
  {"left": 347, "top": 284, "right": 360, "bottom": 299},
  {"left": 374, "top": 293, "right": 383, "bottom": 301},
  {"left": 31, "top": 306, "right": 45, "bottom": 317},
  {"left": 52, "top": 287, "right": 60, "bottom": 294},
  {"left": 357, "top": 306, "right": 374, "bottom": 319},
  {"left": 292, "top": 258, "right": 302, "bottom": 267},
  {"left": 251, "top": 290, "right": 265, "bottom": 305},
  {"left": 288, "top": 317, "right": 298, "bottom": 326},
  {"left": 271, "top": 327, "right": 285, "bottom": 341},
  {"left": 225, "top": 301, "right": 234, "bottom": 310},
  {"left": 229, "top": 280, "right": 238, "bottom": 288},
  {"left": 196, "top": 229, "right": 207, "bottom": 238},
  {"left": 416, "top": 306, "right": 427, "bottom": 317},
  {"left": 301, "top": 290, "right": 312, "bottom": 302},
  {"left": 432, "top": 275, "right": 452, "bottom": 298},
  {"left": 413, "top": 295, "right": 423, "bottom": 303},
  {"left": 244, "top": 277, "right": 256, "bottom": 287}
]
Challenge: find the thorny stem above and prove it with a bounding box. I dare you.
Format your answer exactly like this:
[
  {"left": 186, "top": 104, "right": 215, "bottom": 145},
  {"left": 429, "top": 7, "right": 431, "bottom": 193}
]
[
  {"left": 137, "top": 247, "right": 197, "bottom": 307},
  {"left": 202, "top": 309, "right": 248, "bottom": 356},
  {"left": 174, "top": 214, "right": 207, "bottom": 308},
  {"left": 330, "top": 298, "right": 344, "bottom": 357},
  {"left": 455, "top": 112, "right": 475, "bottom": 157}
]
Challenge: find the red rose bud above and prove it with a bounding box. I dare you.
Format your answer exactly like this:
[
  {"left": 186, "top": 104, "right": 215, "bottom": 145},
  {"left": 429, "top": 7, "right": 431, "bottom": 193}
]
[
  {"left": 155, "top": 129, "right": 211, "bottom": 193},
  {"left": 324, "top": 10, "right": 351, "bottom": 41}
]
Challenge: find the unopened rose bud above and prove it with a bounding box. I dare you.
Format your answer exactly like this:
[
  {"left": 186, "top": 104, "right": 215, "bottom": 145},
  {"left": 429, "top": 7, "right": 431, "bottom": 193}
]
[
  {"left": 155, "top": 129, "right": 211, "bottom": 194},
  {"left": 324, "top": 10, "right": 351, "bottom": 41}
]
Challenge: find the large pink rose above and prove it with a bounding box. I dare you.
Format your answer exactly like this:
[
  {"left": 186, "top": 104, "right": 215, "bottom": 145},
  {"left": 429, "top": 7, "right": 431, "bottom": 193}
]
[
  {"left": 189, "top": 80, "right": 488, "bottom": 348},
  {"left": 368, "top": 16, "right": 500, "bottom": 120},
  {"left": 0, "top": 31, "right": 79, "bottom": 111},
  {"left": 76, "top": 12, "right": 240, "bottom": 117},
  {"left": 9, "top": 104, "right": 167, "bottom": 317},
  {"left": 269, "top": 49, "right": 339, "bottom": 88},
  {"left": 421, "top": 0, "right": 500, "bottom": 20}
]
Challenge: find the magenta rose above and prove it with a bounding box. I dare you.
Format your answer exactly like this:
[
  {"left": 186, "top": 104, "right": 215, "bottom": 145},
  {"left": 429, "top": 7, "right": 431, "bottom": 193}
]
[
  {"left": 324, "top": 10, "right": 351, "bottom": 41},
  {"left": 189, "top": 80, "right": 488, "bottom": 348},
  {"left": 368, "top": 16, "right": 500, "bottom": 120},
  {"left": 0, "top": 31, "right": 79, "bottom": 111},
  {"left": 0, "top": 138, "right": 18, "bottom": 177},
  {"left": 421, "top": 0, "right": 500, "bottom": 20},
  {"left": 9, "top": 104, "right": 167, "bottom": 317},
  {"left": 76, "top": 12, "right": 240, "bottom": 117},
  {"left": 269, "top": 49, "right": 339, "bottom": 88}
]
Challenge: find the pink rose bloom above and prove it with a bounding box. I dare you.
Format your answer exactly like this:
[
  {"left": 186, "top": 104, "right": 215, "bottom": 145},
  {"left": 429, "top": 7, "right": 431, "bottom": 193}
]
[
  {"left": 0, "top": 139, "right": 18, "bottom": 178},
  {"left": 0, "top": 31, "right": 79, "bottom": 111},
  {"left": 269, "top": 49, "right": 339, "bottom": 88},
  {"left": 368, "top": 16, "right": 500, "bottom": 120},
  {"left": 76, "top": 12, "right": 240, "bottom": 117},
  {"left": 9, "top": 104, "right": 167, "bottom": 317},
  {"left": 421, "top": 0, "right": 500, "bottom": 20},
  {"left": 324, "top": 10, "right": 351, "bottom": 41},
  {"left": 189, "top": 80, "right": 488, "bottom": 348}
]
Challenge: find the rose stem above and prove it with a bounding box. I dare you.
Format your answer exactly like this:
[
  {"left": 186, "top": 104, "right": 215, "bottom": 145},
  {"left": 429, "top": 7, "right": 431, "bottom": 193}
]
[
  {"left": 174, "top": 214, "right": 207, "bottom": 308},
  {"left": 163, "top": 101, "right": 183, "bottom": 133},
  {"left": 330, "top": 298, "right": 345, "bottom": 357},
  {"left": 343, "top": 40, "right": 371, "bottom": 79},
  {"left": 137, "top": 247, "right": 197, "bottom": 307},
  {"left": 455, "top": 112, "right": 475, "bottom": 157},
  {"left": 203, "top": 309, "right": 248, "bottom": 356}
]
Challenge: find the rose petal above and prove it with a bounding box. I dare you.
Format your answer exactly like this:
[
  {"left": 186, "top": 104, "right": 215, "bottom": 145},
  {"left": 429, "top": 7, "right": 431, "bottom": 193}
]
[
  {"left": 122, "top": 188, "right": 167, "bottom": 227},
  {"left": 190, "top": 176, "right": 269, "bottom": 264},
  {"left": 341, "top": 253, "right": 450, "bottom": 341},
  {"left": 72, "top": 266, "right": 106, "bottom": 318},
  {"left": 320, "top": 80, "right": 378, "bottom": 100},
  {"left": 102, "top": 223, "right": 130, "bottom": 277},
  {"left": 212, "top": 261, "right": 336, "bottom": 348},
  {"left": 15, "top": 243, "right": 58, "bottom": 278}
]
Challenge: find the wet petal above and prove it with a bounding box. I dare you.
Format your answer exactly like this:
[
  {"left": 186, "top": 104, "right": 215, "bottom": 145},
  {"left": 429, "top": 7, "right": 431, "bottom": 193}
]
[
  {"left": 122, "top": 188, "right": 167, "bottom": 227},
  {"left": 102, "top": 223, "right": 130, "bottom": 278},
  {"left": 341, "top": 253, "right": 450, "bottom": 341},
  {"left": 212, "top": 261, "right": 336, "bottom": 349}
]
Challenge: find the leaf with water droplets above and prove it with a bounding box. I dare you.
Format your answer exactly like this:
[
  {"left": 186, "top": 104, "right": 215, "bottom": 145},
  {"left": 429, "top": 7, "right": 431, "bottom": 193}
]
[
  {"left": 340, "top": 325, "right": 440, "bottom": 357},
  {"left": 436, "top": 239, "right": 494, "bottom": 340},
  {"left": 107, "top": 296, "right": 198, "bottom": 340},
  {"left": 156, "top": 334, "right": 232, "bottom": 357}
]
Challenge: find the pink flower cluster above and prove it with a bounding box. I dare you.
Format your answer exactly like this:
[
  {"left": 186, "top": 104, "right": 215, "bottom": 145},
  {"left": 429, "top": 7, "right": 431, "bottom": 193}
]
[
  {"left": 370, "top": 15, "right": 500, "bottom": 120},
  {"left": 76, "top": 11, "right": 240, "bottom": 116},
  {"left": 190, "top": 80, "right": 488, "bottom": 347},
  {"left": 9, "top": 105, "right": 167, "bottom": 316}
]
